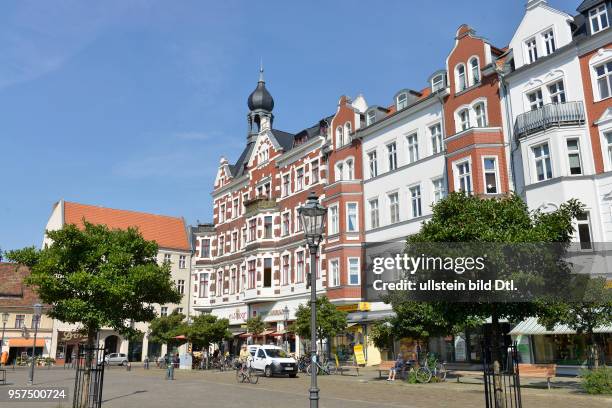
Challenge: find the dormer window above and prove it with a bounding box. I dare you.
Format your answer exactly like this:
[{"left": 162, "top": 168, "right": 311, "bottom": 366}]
[
  {"left": 590, "top": 4, "right": 609, "bottom": 34},
  {"left": 469, "top": 58, "right": 480, "bottom": 85},
  {"left": 432, "top": 74, "right": 445, "bottom": 92},
  {"left": 526, "top": 37, "right": 538, "bottom": 64},
  {"left": 455, "top": 64, "right": 467, "bottom": 92},
  {"left": 396, "top": 93, "right": 408, "bottom": 110},
  {"left": 366, "top": 110, "right": 376, "bottom": 126},
  {"left": 542, "top": 30, "right": 556, "bottom": 55}
]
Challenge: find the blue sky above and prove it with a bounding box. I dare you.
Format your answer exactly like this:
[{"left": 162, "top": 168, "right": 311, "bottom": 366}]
[{"left": 0, "top": 0, "right": 580, "bottom": 251}]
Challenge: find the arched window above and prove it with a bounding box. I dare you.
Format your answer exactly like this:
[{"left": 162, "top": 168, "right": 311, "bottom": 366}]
[
  {"left": 474, "top": 102, "right": 487, "bottom": 127},
  {"left": 344, "top": 122, "right": 352, "bottom": 145},
  {"left": 458, "top": 108, "right": 470, "bottom": 131},
  {"left": 335, "top": 162, "right": 344, "bottom": 182},
  {"left": 335, "top": 126, "right": 343, "bottom": 148},
  {"left": 346, "top": 159, "right": 354, "bottom": 180},
  {"left": 396, "top": 92, "right": 408, "bottom": 110},
  {"left": 470, "top": 57, "right": 480, "bottom": 85},
  {"left": 456, "top": 64, "right": 467, "bottom": 92}
]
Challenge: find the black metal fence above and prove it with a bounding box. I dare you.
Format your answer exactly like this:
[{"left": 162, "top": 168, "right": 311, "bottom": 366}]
[
  {"left": 482, "top": 343, "right": 522, "bottom": 408},
  {"left": 73, "top": 346, "right": 106, "bottom": 408}
]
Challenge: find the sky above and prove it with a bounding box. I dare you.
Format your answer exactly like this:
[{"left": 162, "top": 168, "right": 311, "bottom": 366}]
[{"left": 0, "top": 0, "right": 581, "bottom": 251}]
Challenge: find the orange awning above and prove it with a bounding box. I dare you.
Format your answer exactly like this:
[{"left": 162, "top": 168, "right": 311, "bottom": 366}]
[{"left": 9, "top": 338, "right": 46, "bottom": 347}]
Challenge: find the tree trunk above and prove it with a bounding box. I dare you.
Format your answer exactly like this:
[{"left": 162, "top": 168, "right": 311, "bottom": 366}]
[
  {"left": 587, "top": 330, "right": 599, "bottom": 369},
  {"left": 491, "top": 311, "right": 505, "bottom": 408},
  {"left": 79, "top": 328, "right": 97, "bottom": 408}
]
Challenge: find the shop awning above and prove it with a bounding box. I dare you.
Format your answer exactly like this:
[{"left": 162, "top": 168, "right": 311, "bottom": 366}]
[
  {"left": 510, "top": 317, "right": 612, "bottom": 336},
  {"left": 173, "top": 335, "right": 187, "bottom": 340},
  {"left": 261, "top": 329, "right": 274, "bottom": 336},
  {"left": 233, "top": 332, "right": 246, "bottom": 337},
  {"left": 239, "top": 332, "right": 252, "bottom": 338},
  {"left": 9, "top": 338, "right": 46, "bottom": 347}
]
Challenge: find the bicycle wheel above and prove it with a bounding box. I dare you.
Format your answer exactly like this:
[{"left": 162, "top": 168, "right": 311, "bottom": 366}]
[
  {"left": 416, "top": 367, "right": 432, "bottom": 383},
  {"left": 248, "top": 367, "right": 259, "bottom": 384},
  {"left": 326, "top": 363, "right": 337, "bottom": 375},
  {"left": 435, "top": 363, "right": 447, "bottom": 382},
  {"left": 236, "top": 368, "right": 243, "bottom": 383},
  {"left": 306, "top": 364, "right": 312, "bottom": 375}
]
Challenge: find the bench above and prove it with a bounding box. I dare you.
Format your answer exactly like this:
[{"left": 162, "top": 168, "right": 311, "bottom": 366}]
[
  {"left": 518, "top": 364, "right": 556, "bottom": 389},
  {"left": 333, "top": 355, "right": 360, "bottom": 376},
  {"left": 377, "top": 361, "right": 408, "bottom": 379},
  {"left": 0, "top": 368, "right": 6, "bottom": 384}
]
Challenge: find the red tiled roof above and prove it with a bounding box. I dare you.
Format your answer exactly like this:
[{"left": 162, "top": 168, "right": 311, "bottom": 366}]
[
  {"left": 0, "top": 263, "right": 42, "bottom": 307},
  {"left": 63, "top": 201, "right": 190, "bottom": 251}
]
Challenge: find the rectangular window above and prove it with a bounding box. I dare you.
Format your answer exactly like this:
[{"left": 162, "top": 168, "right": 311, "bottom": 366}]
[
  {"left": 264, "top": 182, "right": 271, "bottom": 199},
  {"left": 160, "top": 307, "right": 168, "bottom": 317},
  {"left": 542, "top": 30, "right": 556, "bottom": 55},
  {"left": 348, "top": 258, "right": 360, "bottom": 285},
  {"left": 526, "top": 37, "right": 538, "bottom": 63},
  {"left": 296, "top": 168, "right": 304, "bottom": 191},
  {"left": 200, "top": 239, "right": 210, "bottom": 258},
  {"left": 528, "top": 89, "right": 543, "bottom": 110},
  {"left": 432, "top": 74, "right": 445, "bottom": 91},
  {"left": 264, "top": 216, "right": 273, "bottom": 239},
  {"left": 406, "top": 133, "right": 419, "bottom": 163},
  {"left": 432, "top": 178, "right": 446, "bottom": 203},
  {"left": 606, "top": 131, "right": 612, "bottom": 166},
  {"left": 483, "top": 158, "right": 499, "bottom": 194},
  {"left": 199, "top": 273, "right": 208, "bottom": 298},
  {"left": 389, "top": 192, "right": 400, "bottom": 224},
  {"left": 248, "top": 260, "right": 256, "bottom": 289},
  {"left": 296, "top": 251, "right": 304, "bottom": 283},
  {"left": 249, "top": 219, "right": 256, "bottom": 241},
  {"left": 577, "top": 212, "right": 592, "bottom": 250},
  {"left": 282, "top": 212, "right": 290, "bottom": 236},
  {"left": 548, "top": 80, "right": 566, "bottom": 104},
  {"left": 410, "top": 185, "right": 422, "bottom": 218},
  {"left": 296, "top": 211, "right": 303, "bottom": 232},
  {"left": 533, "top": 143, "right": 553, "bottom": 181},
  {"left": 282, "top": 255, "right": 290, "bottom": 285},
  {"left": 430, "top": 124, "right": 443, "bottom": 154},
  {"left": 219, "top": 203, "right": 225, "bottom": 223},
  {"left": 387, "top": 142, "right": 397, "bottom": 171},
  {"left": 164, "top": 253, "right": 171, "bottom": 264},
  {"left": 217, "top": 235, "right": 224, "bottom": 256},
  {"left": 590, "top": 5, "right": 609, "bottom": 34},
  {"left": 241, "top": 228, "right": 247, "bottom": 248},
  {"left": 311, "top": 160, "right": 319, "bottom": 184},
  {"left": 15, "top": 314, "right": 24, "bottom": 328},
  {"left": 230, "top": 268, "right": 237, "bottom": 294},
  {"left": 233, "top": 198, "right": 239, "bottom": 218},
  {"left": 397, "top": 93, "right": 408, "bottom": 110},
  {"left": 367, "top": 110, "right": 376, "bottom": 126},
  {"left": 263, "top": 258, "right": 272, "bottom": 288},
  {"left": 329, "top": 205, "right": 339, "bottom": 235},
  {"left": 567, "top": 139, "right": 582, "bottom": 175},
  {"left": 231, "top": 232, "right": 238, "bottom": 252},
  {"left": 368, "top": 151, "right": 378, "bottom": 178},
  {"left": 369, "top": 199, "right": 379, "bottom": 229},
  {"left": 282, "top": 174, "right": 290, "bottom": 196},
  {"left": 457, "top": 161, "right": 472, "bottom": 193},
  {"left": 177, "top": 279, "right": 185, "bottom": 295},
  {"left": 595, "top": 61, "right": 612, "bottom": 100},
  {"left": 329, "top": 259, "right": 340, "bottom": 287},
  {"left": 179, "top": 255, "right": 186, "bottom": 269},
  {"left": 347, "top": 203, "right": 358, "bottom": 232}
]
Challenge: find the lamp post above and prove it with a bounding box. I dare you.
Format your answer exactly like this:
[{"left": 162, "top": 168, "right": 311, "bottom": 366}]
[
  {"left": 28, "top": 304, "right": 42, "bottom": 385},
  {"left": 1, "top": 312, "right": 8, "bottom": 358},
  {"left": 298, "top": 191, "right": 327, "bottom": 408},
  {"left": 282, "top": 306, "right": 290, "bottom": 352}
]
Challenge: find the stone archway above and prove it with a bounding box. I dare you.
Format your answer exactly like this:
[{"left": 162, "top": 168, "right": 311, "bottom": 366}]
[{"left": 104, "top": 335, "right": 120, "bottom": 354}]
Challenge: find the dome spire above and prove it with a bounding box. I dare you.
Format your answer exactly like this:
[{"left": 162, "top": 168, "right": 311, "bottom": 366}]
[{"left": 259, "top": 58, "right": 264, "bottom": 82}]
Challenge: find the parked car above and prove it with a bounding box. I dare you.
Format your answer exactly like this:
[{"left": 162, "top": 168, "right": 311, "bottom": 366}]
[
  {"left": 104, "top": 353, "right": 128, "bottom": 366},
  {"left": 248, "top": 345, "right": 297, "bottom": 377}
]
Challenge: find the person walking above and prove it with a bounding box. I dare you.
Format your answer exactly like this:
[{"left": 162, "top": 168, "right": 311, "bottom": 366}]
[
  {"left": 387, "top": 353, "right": 405, "bottom": 382},
  {"left": 165, "top": 353, "right": 174, "bottom": 380}
]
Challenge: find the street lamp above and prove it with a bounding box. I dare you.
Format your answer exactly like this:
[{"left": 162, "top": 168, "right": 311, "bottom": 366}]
[
  {"left": 298, "top": 191, "right": 327, "bottom": 408},
  {"left": 282, "top": 306, "right": 290, "bottom": 352},
  {"left": 1, "top": 312, "right": 8, "bottom": 357},
  {"left": 27, "top": 303, "right": 42, "bottom": 385}
]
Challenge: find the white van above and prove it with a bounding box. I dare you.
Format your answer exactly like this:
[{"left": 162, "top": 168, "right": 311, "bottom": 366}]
[{"left": 247, "top": 345, "right": 297, "bottom": 377}]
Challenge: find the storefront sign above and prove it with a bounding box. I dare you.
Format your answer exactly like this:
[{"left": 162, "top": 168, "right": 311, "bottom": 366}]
[
  {"left": 213, "top": 306, "right": 248, "bottom": 325},
  {"left": 336, "top": 302, "right": 371, "bottom": 313},
  {"left": 353, "top": 344, "right": 366, "bottom": 365},
  {"left": 58, "top": 331, "right": 88, "bottom": 343}
]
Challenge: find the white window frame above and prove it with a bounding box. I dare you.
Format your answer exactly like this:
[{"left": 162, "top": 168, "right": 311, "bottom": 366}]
[
  {"left": 282, "top": 254, "right": 290, "bottom": 285},
  {"left": 396, "top": 92, "right": 408, "bottom": 110},
  {"left": 388, "top": 192, "right": 400, "bottom": 224},
  {"left": 526, "top": 37, "right": 538, "bottom": 64},
  {"left": 458, "top": 108, "right": 470, "bottom": 131},
  {"left": 295, "top": 166, "right": 304, "bottom": 191},
  {"left": 594, "top": 59, "right": 612, "bottom": 101},
  {"left": 329, "top": 259, "right": 340, "bottom": 287},
  {"left": 532, "top": 142, "right": 553, "bottom": 182},
  {"left": 387, "top": 142, "right": 397, "bottom": 171},
  {"left": 406, "top": 133, "right": 419, "bottom": 164},
  {"left": 282, "top": 173, "right": 291, "bottom": 197},
  {"left": 219, "top": 203, "right": 226, "bottom": 223},
  {"left": 527, "top": 88, "right": 544, "bottom": 111},
  {"left": 432, "top": 74, "right": 445, "bottom": 92},
  {"left": 566, "top": 138, "right": 583, "bottom": 176},
  {"left": 335, "top": 162, "right": 344, "bottom": 182},
  {"left": 344, "top": 122, "right": 352, "bottom": 146},
  {"left": 455, "top": 63, "right": 467, "bottom": 92},
  {"left": 576, "top": 211, "right": 593, "bottom": 250},
  {"left": 296, "top": 250, "right": 304, "bottom": 283},
  {"left": 329, "top": 204, "right": 339, "bottom": 235},
  {"left": 482, "top": 156, "right": 500, "bottom": 195},
  {"left": 366, "top": 110, "right": 376, "bottom": 126},
  {"left": 454, "top": 159, "right": 473, "bottom": 194},
  {"left": 548, "top": 80, "right": 566, "bottom": 104},
  {"left": 335, "top": 126, "right": 343, "bottom": 148},
  {"left": 346, "top": 202, "right": 359, "bottom": 232},
  {"left": 310, "top": 159, "right": 319, "bottom": 184},
  {"left": 369, "top": 198, "right": 380, "bottom": 229},
  {"left": 542, "top": 29, "right": 556, "bottom": 56},
  {"left": 469, "top": 56, "right": 480, "bottom": 86},
  {"left": 474, "top": 102, "right": 487, "bottom": 127},
  {"left": 409, "top": 184, "right": 422, "bottom": 218},
  {"left": 432, "top": 177, "right": 446, "bottom": 203},
  {"left": 429, "top": 123, "right": 443, "bottom": 154},
  {"left": 282, "top": 211, "right": 291, "bottom": 237},
  {"left": 200, "top": 239, "right": 210, "bottom": 258},
  {"left": 347, "top": 257, "right": 360, "bottom": 285},
  {"left": 590, "top": 4, "right": 609, "bottom": 34},
  {"left": 346, "top": 158, "right": 354, "bottom": 180},
  {"left": 368, "top": 150, "right": 378, "bottom": 178},
  {"left": 179, "top": 255, "right": 186, "bottom": 269},
  {"left": 605, "top": 130, "right": 612, "bottom": 169}
]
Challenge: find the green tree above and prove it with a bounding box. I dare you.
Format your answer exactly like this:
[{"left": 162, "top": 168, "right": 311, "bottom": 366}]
[
  {"left": 246, "top": 315, "right": 265, "bottom": 337},
  {"left": 148, "top": 311, "right": 188, "bottom": 350},
  {"left": 294, "top": 296, "right": 348, "bottom": 352},
  {"left": 187, "top": 314, "right": 231, "bottom": 351},
  {"left": 7, "top": 222, "right": 181, "bottom": 407}
]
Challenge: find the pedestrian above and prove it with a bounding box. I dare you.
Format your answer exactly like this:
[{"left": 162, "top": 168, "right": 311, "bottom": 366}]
[
  {"left": 173, "top": 353, "right": 179, "bottom": 368},
  {"left": 387, "top": 353, "right": 405, "bottom": 382},
  {"left": 144, "top": 355, "right": 149, "bottom": 370},
  {"left": 165, "top": 353, "right": 174, "bottom": 380}
]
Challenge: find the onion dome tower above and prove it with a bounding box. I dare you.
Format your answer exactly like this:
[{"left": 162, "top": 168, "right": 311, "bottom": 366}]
[{"left": 247, "top": 65, "right": 274, "bottom": 142}]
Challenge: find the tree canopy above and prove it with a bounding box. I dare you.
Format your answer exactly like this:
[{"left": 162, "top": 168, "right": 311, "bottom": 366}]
[
  {"left": 246, "top": 315, "right": 265, "bottom": 336},
  {"left": 294, "top": 296, "right": 347, "bottom": 342},
  {"left": 187, "top": 314, "right": 231, "bottom": 350},
  {"left": 148, "top": 311, "right": 187, "bottom": 348},
  {"left": 6, "top": 222, "right": 182, "bottom": 344}
]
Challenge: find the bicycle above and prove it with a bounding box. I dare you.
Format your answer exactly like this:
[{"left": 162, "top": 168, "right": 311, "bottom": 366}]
[
  {"left": 306, "top": 356, "right": 336, "bottom": 376},
  {"left": 235, "top": 359, "right": 259, "bottom": 384},
  {"left": 297, "top": 355, "right": 309, "bottom": 373}
]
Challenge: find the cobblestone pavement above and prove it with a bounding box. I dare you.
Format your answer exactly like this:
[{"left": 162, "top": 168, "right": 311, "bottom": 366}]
[{"left": 1, "top": 366, "right": 610, "bottom": 408}]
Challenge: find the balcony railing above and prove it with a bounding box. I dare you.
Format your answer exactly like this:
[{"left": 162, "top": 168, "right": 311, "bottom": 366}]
[
  {"left": 244, "top": 195, "right": 278, "bottom": 217},
  {"left": 514, "top": 101, "right": 585, "bottom": 139}
]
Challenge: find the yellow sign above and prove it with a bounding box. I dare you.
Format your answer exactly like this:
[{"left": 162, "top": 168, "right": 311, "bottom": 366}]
[
  {"left": 605, "top": 280, "right": 612, "bottom": 289},
  {"left": 336, "top": 302, "right": 371, "bottom": 312},
  {"left": 353, "top": 344, "right": 366, "bottom": 365}
]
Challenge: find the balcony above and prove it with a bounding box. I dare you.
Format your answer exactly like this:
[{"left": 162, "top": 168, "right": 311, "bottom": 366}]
[
  {"left": 514, "top": 101, "right": 585, "bottom": 139},
  {"left": 244, "top": 196, "right": 278, "bottom": 217}
]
